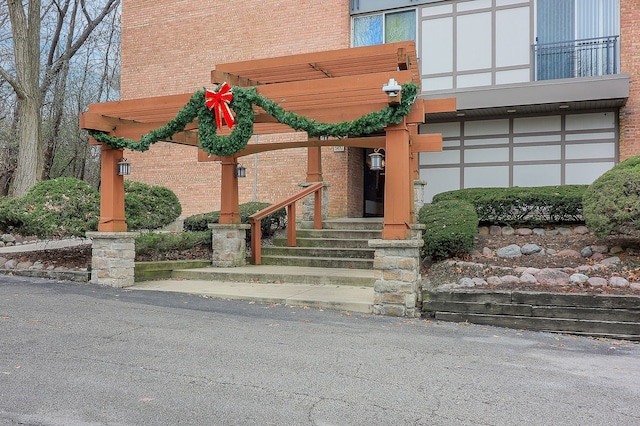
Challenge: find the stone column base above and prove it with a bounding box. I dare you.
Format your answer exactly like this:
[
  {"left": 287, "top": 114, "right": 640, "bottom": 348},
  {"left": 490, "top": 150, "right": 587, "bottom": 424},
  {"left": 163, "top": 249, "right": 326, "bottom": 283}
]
[
  {"left": 413, "top": 179, "right": 427, "bottom": 220},
  {"left": 299, "top": 182, "right": 329, "bottom": 222},
  {"left": 368, "top": 238, "right": 424, "bottom": 318},
  {"left": 209, "top": 223, "right": 251, "bottom": 267},
  {"left": 86, "top": 231, "right": 139, "bottom": 288}
]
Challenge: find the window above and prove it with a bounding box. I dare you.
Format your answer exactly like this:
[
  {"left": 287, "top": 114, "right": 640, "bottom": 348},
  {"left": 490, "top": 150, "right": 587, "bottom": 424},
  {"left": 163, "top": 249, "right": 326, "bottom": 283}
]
[
  {"left": 535, "top": 0, "right": 620, "bottom": 80},
  {"left": 352, "top": 9, "right": 416, "bottom": 47}
]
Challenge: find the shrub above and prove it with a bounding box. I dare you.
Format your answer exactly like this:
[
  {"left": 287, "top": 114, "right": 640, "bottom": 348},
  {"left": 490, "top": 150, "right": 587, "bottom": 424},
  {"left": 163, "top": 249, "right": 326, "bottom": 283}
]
[
  {"left": 135, "top": 230, "right": 211, "bottom": 257},
  {"left": 0, "top": 177, "right": 100, "bottom": 238},
  {"left": 183, "top": 201, "right": 286, "bottom": 236},
  {"left": 418, "top": 199, "right": 478, "bottom": 259},
  {"left": 583, "top": 157, "right": 640, "bottom": 238},
  {"left": 125, "top": 180, "right": 182, "bottom": 230},
  {"left": 433, "top": 185, "right": 586, "bottom": 225}
]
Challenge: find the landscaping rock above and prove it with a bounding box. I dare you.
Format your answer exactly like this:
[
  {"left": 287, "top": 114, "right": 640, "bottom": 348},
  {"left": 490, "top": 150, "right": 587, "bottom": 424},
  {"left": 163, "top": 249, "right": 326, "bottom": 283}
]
[
  {"left": 569, "top": 273, "right": 589, "bottom": 284},
  {"left": 486, "top": 276, "right": 502, "bottom": 285},
  {"left": 497, "top": 244, "right": 522, "bottom": 258},
  {"left": 472, "top": 277, "right": 488, "bottom": 286},
  {"left": 458, "top": 278, "right": 475, "bottom": 288},
  {"left": 609, "top": 276, "right": 629, "bottom": 288},
  {"left": 580, "top": 246, "right": 593, "bottom": 258},
  {"left": 521, "top": 244, "right": 541, "bottom": 255},
  {"left": 520, "top": 272, "right": 537, "bottom": 284},
  {"left": 536, "top": 268, "right": 570, "bottom": 286},
  {"left": 532, "top": 228, "right": 546, "bottom": 235},
  {"left": 4, "top": 259, "right": 18, "bottom": 269},
  {"left": 501, "top": 226, "right": 515, "bottom": 236},
  {"left": 591, "top": 245, "right": 608, "bottom": 254},
  {"left": 555, "top": 249, "right": 581, "bottom": 258},
  {"left": 601, "top": 256, "right": 621, "bottom": 265},
  {"left": 587, "top": 277, "right": 608, "bottom": 288},
  {"left": 489, "top": 225, "right": 502, "bottom": 236},
  {"left": 500, "top": 275, "right": 520, "bottom": 284},
  {"left": 515, "top": 228, "right": 532, "bottom": 236},
  {"left": 573, "top": 226, "right": 589, "bottom": 234}
]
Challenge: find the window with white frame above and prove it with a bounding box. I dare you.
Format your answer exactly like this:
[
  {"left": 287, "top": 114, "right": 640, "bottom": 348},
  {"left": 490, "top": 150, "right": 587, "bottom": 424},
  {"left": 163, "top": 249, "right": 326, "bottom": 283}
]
[{"left": 352, "top": 9, "right": 417, "bottom": 47}]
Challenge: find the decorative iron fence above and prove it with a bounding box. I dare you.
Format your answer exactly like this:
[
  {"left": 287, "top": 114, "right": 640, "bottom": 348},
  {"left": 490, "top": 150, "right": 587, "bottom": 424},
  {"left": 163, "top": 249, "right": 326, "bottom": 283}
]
[{"left": 532, "top": 36, "right": 619, "bottom": 81}]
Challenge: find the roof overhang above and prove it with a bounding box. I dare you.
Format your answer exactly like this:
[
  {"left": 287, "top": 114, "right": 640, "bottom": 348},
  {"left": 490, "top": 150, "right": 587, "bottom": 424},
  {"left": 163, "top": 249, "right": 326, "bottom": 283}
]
[{"left": 420, "top": 73, "right": 630, "bottom": 121}]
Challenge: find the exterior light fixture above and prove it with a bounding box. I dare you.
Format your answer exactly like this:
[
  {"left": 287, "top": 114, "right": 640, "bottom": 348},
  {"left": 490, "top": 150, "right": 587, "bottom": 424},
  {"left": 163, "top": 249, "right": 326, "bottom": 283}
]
[
  {"left": 117, "top": 158, "right": 131, "bottom": 176},
  {"left": 382, "top": 78, "right": 402, "bottom": 97},
  {"left": 369, "top": 149, "right": 384, "bottom": 171},
  {"left": 236, "top": 163, "right": 246, "bottom": 178}
]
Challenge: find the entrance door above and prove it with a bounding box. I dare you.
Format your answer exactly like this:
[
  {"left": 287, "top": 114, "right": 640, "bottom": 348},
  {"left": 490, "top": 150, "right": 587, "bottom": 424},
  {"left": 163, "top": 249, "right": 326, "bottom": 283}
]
[{"left": 363, "top": 148, "right": 385, "bottom": 217}]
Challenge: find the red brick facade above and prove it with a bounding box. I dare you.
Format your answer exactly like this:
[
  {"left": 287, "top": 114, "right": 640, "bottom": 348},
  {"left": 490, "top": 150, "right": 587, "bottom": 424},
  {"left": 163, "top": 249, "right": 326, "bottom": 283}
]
[
  {"left": 121, "top": 0, "right": 352, "bottom": 218},
  {"left": 619, "top": 0, "right": 640, "bottom": 160}
]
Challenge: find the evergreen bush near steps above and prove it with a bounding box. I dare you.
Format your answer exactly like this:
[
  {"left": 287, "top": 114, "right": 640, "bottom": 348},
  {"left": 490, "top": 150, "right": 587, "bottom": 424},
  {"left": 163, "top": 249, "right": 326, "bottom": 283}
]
[
  {"left": 583, "top": 155, "right": 640, "bottom": 238},
  {"left": 183, "top": 201, "right": 286, "bottom": 237},
  {"left": 418, "top": 200, "right": 478, "bottom": 259},
  {"left": 124, "top": 180, "right": 182, "bottom": 230}
]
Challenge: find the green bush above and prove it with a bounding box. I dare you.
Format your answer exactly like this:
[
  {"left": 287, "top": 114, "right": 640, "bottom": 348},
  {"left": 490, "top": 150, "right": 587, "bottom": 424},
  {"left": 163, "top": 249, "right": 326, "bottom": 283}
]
[
  {"left": 0, "top": 177, "right": 100, "bottom": 238},
  {"left": 418, "top": 199, "right": 478, "bottom": 259},
  {"left": 433, "top": 185, "right": 586, "bottom": 225},
  {"left": 125, "top": 180, "right": 182, "bottom": 230},
  {"left": 135, "top": 231, "right": 211, "bottom": 257},
  {"left": 183, "top": 201, "right": 286, "bottom": 236},
  {"left": 583, "top": 156, "right": 640, "bottom": 238}
]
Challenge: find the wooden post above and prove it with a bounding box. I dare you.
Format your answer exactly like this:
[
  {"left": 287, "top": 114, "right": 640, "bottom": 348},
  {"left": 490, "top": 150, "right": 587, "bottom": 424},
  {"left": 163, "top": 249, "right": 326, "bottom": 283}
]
[
  {"left": 306, "top": 146, "right": 322, "bottom": 182},
  {"left": 98, "top": 144, "right": 127, "bottom": 232},
  {"left": 382, "top": 121, "right": 412, "bottom": 240},
  {"left": 219, "top": 156, "right": 241, "bottom": 224}
]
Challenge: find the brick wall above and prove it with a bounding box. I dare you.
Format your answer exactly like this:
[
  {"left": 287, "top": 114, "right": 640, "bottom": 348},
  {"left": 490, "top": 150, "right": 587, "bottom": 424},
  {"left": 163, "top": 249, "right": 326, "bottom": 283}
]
[
  {"left": 619, "top": 0, "right": 640, "bottom": 159},
  {"left": 121, "top": 0, "right": 352, "bottom": 218}
]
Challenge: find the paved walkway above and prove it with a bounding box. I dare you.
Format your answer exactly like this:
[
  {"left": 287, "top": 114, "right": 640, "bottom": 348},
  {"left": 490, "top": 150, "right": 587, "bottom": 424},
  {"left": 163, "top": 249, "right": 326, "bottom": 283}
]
[{"left": 0, "top": 238, "right": 90, "bottom": 253}]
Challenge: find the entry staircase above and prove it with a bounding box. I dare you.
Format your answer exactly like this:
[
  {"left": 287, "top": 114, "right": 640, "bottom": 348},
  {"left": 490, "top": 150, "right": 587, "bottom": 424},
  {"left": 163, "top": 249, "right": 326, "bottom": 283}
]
[{"left": 168, "top": 218, "right": 381, "bottom": 287}]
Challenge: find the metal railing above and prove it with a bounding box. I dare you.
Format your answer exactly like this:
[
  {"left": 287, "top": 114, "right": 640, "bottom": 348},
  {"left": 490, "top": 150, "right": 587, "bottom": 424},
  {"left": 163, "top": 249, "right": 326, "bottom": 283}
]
[{"left": 532, "top": 36, "right": 619, "bottom": 81}]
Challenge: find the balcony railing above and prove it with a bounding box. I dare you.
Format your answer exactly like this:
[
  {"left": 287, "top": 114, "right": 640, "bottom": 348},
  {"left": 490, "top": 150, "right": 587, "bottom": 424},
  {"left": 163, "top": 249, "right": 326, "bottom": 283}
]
[{"left": 532, "top": 36, "right": 619, "bottom": 81}]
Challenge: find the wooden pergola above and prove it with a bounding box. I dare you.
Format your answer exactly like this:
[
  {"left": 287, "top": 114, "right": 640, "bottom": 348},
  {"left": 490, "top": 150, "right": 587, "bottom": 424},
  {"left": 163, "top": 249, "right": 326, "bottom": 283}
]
[{"left": 80, "top": 41, "right": 455, "bottom": 240}]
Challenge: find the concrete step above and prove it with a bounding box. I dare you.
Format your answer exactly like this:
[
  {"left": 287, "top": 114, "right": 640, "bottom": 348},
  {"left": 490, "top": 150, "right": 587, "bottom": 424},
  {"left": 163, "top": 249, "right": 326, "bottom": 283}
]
[
  {"left": 262, "top": 246, "right": 374, "bottom": 259},
  {"left": 300, "top": 218, "right": 383, "bottom": 231},
  {"left": 260, "top": 255, "right": 374, "bottom": 269},
  {"left": 295, "top": 229, "right": 382, "bottom": 240},
  {"left": 171, "top": 265, "right": 375, "bottom": 287},
  {"left": 272, "top": 238, "right": 372, "bottom": 249}
]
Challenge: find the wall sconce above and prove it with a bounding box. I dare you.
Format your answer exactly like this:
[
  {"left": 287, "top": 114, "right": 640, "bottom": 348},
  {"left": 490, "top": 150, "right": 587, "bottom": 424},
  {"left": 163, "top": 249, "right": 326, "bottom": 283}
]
[
  {"left": 236, "top": 163, "right": 246, "bottom": 178},
  {"left": 369, "top": 149, "right": 384, "bottom": 171},
  {"left": 117, "top": 158, "right": 131, "bottom": 176},
  {"left": 382, "top": 78, "right": 402, "bottom": 97}
]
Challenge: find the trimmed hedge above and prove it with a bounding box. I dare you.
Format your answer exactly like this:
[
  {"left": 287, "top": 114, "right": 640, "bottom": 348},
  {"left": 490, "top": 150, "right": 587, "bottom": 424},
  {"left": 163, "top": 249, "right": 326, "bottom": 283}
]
[
  {"left": 124, "top": 180, "right": 182, "bottom": 230},
  {"left": 183, "top": 201, "right": 286, "bottom": 236},
  {"left": 0, "top": 177, "right": 100, "bottom": 238},
  {"left": 432, "top": 185, "right": 587, "bottom": 226},
  {"left": 583, "top": 156, "right": 640, "bottom": 238},
  {"left": 418, "top": 199, "right": 478, "bottom": 259},
  {"left": 135, "top": 231, "right": 211, "bottom": 257}
]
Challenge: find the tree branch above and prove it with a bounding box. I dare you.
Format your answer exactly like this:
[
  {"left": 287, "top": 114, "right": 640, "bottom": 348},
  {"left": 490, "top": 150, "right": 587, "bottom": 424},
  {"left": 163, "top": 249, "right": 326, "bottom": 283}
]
[{"left": 0, "top": 65, "right": 26, "bottom": 100}]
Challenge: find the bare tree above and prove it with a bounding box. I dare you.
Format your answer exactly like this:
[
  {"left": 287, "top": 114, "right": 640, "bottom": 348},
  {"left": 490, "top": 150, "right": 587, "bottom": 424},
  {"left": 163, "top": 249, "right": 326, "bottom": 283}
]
[{"left": 0, "top": 0, "right": 120, "bottom": 197}]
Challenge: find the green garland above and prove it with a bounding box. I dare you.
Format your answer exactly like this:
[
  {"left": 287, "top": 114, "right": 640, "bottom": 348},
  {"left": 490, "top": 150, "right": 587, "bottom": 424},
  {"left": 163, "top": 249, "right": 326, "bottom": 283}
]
[{"left": 89, "top": 82, "right": 418, "bottom": 157}]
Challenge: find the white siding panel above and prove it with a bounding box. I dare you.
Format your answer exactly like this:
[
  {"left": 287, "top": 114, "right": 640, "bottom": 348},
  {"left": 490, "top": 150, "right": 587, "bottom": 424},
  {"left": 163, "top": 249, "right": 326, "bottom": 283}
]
[
  {"left": 565, "top": 132, "right": 616, "bottom": 141},
  {"left": 422, "top": 76, "right": 454, "bottom": 91},
  {"left": 421, "top": 122, "right": 460, "bottom": 138},
  {"left": 465, "top": 119, "right": 509, "bottom": 136},
  {"left": 457, "top": 72, "right": 492, "bottom": 88},
  {"left": 464, "top": 166, "right": 509, "bottom": 188},
  {"left": 457, "top": 0, "right": 492, "bottom": 12},
  {"left": 465, "top": 148, "right": 510, "bottom": 163},
  {"left": 495, "top": 69, "right": 530, "bottom": 85},
  {"left": 514, "top": 116, "right": 561, "bottom": 133},
  {"left": 565, "top": 143, "right": 616, "bottom": 160},
  {"left": 566, "top": 162, "right": 616, "bottom": 185},
  {"left": 514, "top": 145, "right": 561, "bottom": 161},
  {"left": 422, "top": 17, "right": 453, "bottom": 74},
  {"left": 421, "top": 168, "right": 460, "bottom": 203},
  {"left": 565, "top": 112, "right": 616, "bottom": 130},
  {"left": 496, "top": 7, "right": 530, "bottom": 67},
  {"left": 457, "top": 12, "right": 492, "bottom": 71},
  {"left": 421, "top": 150, "right": 461, "bottom": 165},
  {"left": 464, "top": 137, "right": 509, "bottom": 146},
  {"left": 422, "top": 4, "right": 453, "bottom": 17},
  {"left": 513, "top": 164, "right": 561, "bottom": 186}
]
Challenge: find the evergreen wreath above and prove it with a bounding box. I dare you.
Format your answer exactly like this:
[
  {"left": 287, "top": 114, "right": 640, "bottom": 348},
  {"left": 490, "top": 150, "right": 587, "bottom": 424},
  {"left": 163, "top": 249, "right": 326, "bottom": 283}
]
[{"left": 89, "top": 82, "right": 419, "bottom": 157}]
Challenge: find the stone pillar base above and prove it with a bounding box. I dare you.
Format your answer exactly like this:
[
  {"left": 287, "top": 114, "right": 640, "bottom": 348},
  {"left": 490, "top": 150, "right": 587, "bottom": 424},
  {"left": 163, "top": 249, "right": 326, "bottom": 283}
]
[
  {"left": 209, "top": 223, "right": 251, "bottom": 267},
  {"left": 368, "top": 238, "right": 424, "bottom": 318},
  {"left": 86, "top": 231, "right": 139, "bottom": 288},
  {"left": 413, "top": 179, "right": 427, "bottom": 220},
  {"left": 299, "top": 182, "right": 329, "bottom": 222}
]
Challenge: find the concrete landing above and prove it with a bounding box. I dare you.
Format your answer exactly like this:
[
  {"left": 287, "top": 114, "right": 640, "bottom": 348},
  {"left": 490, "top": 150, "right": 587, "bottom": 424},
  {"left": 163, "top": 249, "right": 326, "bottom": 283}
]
[{"left": 130, "top": 279, "right": 374, "bottom": 313}]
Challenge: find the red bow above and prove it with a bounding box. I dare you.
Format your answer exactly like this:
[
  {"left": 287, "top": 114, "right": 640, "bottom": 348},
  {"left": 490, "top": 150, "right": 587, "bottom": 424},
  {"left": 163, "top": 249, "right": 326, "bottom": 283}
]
[{"left": 205, "top": 82, "right": 234, "bottom": 129}]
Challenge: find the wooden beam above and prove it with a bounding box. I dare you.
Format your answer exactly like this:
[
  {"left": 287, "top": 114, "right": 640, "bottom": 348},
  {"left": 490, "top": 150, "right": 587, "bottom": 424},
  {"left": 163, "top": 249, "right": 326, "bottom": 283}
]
[
  {"left": 197, "top": 136, "right": 386, "bottom": 162},
  {"left": 410, "top": 134, "right": 442, "bottom": 153},
  {"left": 211, "top": 70, "right": 260, "bottom": 87},
  {"left": 423, "top": 98, "right": 457, "bottom": 114}
]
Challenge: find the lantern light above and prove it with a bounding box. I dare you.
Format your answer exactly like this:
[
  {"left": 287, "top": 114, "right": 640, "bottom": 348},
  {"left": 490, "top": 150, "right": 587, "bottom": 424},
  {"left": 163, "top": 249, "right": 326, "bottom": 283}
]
[
  {"left": 369, "top": 149, "right": 384, "bottom": 171},
  {"left": 117, "top": 158, "right": 131, "bottom": 176},
  {"left": 236, "top": 163, "right": 246, "bottom": 178}
]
